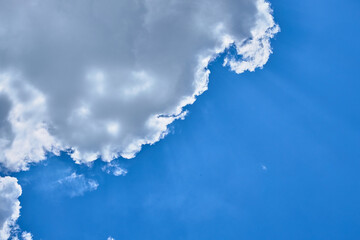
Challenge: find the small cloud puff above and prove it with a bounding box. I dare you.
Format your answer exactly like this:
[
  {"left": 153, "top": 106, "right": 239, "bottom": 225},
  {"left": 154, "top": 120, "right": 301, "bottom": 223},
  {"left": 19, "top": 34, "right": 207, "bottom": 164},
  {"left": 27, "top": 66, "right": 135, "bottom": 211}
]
[
  {"left": 102, "top": 162, "right": 128, "bottom": 177},
  {"left": 10, "top": 231, "right": 33, "bottom": 240},
  {"left": 21, "top": 232, "right": 33, "bottom": 240},
  {"left": 57, "top": 172, "right": 99, "bottom": 197}
]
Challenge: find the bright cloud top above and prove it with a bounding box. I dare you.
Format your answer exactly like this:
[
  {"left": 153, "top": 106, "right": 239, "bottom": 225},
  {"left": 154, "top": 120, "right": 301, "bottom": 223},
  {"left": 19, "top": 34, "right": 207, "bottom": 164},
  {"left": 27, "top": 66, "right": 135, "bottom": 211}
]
[{"left": 0, "top": 0, "right": 278, "bottom": 171}]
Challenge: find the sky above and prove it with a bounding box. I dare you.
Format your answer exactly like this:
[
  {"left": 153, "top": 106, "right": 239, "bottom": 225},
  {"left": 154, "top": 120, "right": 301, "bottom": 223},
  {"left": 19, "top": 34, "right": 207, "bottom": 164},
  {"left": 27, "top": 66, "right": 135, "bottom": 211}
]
[{"left": 1, "top": 0, "right": 360, "bottom": 239}]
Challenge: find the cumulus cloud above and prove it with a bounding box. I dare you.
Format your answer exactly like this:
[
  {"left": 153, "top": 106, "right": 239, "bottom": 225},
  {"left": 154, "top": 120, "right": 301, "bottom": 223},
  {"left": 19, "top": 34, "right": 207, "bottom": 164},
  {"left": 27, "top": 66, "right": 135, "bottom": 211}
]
[
  {"left": 20, "top": 231, "right": 33, "bottom": 240},
  {"left": 0, "top": 0, "right": 278, "bottom": 171},
  {"left": 57, "top": 172, "right": 98, "bottom": 197},
  {"left": 0, "top": 176, "right": 22, "bottom": 240}
]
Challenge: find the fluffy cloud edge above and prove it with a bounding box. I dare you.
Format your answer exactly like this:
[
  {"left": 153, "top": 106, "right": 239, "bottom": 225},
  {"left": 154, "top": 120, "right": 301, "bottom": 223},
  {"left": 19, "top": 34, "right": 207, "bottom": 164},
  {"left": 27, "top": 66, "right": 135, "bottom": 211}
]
[{"left": 0, "top": 176, "right": 22, "bottom": 240}]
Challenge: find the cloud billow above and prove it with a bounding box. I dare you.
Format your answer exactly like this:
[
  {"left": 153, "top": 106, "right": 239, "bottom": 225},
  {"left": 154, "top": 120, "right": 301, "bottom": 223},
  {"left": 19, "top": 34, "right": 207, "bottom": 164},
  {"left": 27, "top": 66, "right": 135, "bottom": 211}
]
[
  {"left": 0, "top": 176, "right": 22, "bottom": 240},
  {"left": 0, "top": 0, "right": 278, "bottom": 171}
]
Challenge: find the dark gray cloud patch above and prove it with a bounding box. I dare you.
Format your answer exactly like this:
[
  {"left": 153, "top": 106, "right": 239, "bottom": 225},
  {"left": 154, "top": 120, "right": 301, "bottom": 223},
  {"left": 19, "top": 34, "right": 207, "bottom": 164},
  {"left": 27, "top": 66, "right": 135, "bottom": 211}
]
[{"left": 0, "top": 0, "right": 278, "bottom": 171}]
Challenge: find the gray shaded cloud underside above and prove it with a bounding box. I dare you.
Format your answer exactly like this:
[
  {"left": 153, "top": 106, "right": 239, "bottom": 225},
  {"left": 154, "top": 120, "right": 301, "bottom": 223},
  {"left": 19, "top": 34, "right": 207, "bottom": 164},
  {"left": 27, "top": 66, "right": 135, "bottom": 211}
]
[{"left": 0, "top": 0, "right": 278, "bottom": 171}]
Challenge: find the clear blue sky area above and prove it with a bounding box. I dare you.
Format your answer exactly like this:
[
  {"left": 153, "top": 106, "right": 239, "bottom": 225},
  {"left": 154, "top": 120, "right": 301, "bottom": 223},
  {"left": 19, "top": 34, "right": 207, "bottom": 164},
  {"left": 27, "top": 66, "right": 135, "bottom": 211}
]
[{"left": 12, "top": 0, "right": 360, "bottom": 239}]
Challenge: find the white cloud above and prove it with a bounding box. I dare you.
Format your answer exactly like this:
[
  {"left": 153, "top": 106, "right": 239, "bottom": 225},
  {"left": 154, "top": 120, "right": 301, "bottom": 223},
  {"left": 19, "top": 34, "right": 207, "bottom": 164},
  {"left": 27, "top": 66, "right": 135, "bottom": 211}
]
[
  {"left": 102, "top": 162, "right": 128, "bottom": 177},
  {"left": 57, "top": 172, "right": 98, "bottom": 197},
  {"left": 0, "top": 0, "right": 278, "bottom": 172},
  {"left": 10, "top": 231, "right": 33, "bottom": 240},
  {"left": 20, "top": 232, "right": 32, "bottom": 240},
  {"left": 0, "top": 176, "right": 22, "bottom": 240},
  {"left": 107, "top": 237, "right": 115, "bottom": 240}
]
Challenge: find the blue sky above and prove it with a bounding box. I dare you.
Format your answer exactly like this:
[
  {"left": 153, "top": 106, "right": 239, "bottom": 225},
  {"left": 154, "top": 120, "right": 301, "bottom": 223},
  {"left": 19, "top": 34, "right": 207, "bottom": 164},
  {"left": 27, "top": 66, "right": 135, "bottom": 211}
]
[{"left": 2, "top": 0, "right": 360, "bottom": 239}]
